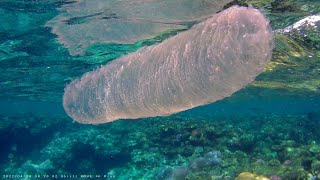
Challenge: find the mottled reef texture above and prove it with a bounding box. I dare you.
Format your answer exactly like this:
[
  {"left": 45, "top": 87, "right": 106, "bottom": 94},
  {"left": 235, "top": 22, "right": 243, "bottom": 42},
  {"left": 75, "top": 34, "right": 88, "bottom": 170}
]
[{"left": 1, "top": 111, "right": 320, "bottom": 179}]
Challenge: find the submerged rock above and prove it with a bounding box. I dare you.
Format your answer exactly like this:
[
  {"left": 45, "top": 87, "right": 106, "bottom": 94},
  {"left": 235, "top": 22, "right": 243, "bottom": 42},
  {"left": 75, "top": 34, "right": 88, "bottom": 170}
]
[
  {"left": 189, "top": 151, "right": 223, "bottom": 171},
  {"left": 156, "top": 166, "right": 189, "bottom": 180},
  {"left": 157, "top": 150, "right": 222, "bottom": 179}
]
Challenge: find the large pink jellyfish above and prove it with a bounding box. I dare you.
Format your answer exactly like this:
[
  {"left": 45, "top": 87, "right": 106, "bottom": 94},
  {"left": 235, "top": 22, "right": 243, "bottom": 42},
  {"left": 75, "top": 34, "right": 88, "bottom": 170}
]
[{"left": 63, "top": 6, "right": 274, "bottom": 124}]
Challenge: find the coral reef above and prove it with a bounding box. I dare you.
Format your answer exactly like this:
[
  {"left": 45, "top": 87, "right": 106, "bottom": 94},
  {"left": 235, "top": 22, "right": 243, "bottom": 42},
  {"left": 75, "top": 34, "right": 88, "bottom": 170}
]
[{"left": 1, "top": 111, "right": 320, "bottom": 179}]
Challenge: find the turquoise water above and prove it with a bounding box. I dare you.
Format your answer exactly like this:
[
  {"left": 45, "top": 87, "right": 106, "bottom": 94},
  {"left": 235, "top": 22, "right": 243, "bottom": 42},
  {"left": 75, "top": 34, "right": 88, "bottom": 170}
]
[{"left": 1, "top": 0, "right": 320, "bottom": 179}]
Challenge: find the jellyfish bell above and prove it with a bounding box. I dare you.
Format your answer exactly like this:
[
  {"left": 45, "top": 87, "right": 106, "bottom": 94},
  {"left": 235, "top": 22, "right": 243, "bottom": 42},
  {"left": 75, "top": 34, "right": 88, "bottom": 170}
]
[{"left": 63, "top": 6, "right": 274, "bottom": 124}]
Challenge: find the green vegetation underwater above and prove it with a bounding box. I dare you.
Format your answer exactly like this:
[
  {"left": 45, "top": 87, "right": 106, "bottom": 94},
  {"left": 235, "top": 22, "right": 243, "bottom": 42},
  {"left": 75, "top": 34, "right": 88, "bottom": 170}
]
[{"left": 0, "top": 0, "right": 320, "bottom": 179}]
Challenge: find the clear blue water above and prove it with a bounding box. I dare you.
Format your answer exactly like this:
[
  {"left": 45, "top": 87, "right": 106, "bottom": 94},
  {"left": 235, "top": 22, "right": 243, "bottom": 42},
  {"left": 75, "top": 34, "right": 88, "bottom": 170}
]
[{"left": 1, "top": 0, "right": 320, "bottom": 179}]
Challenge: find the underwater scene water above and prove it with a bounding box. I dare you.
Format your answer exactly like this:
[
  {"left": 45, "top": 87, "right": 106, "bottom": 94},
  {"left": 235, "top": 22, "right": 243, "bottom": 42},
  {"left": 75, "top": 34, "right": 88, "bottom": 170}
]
[{"left": 1, "top": 0, "right": 320, "bottom": 179}]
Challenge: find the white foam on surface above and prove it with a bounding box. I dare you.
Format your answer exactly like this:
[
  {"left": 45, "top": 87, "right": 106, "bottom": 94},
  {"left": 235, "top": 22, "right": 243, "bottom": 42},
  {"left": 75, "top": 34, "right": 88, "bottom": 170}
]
[{"left": 278, "top": 14, "right": 320, "bottom": 33}]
